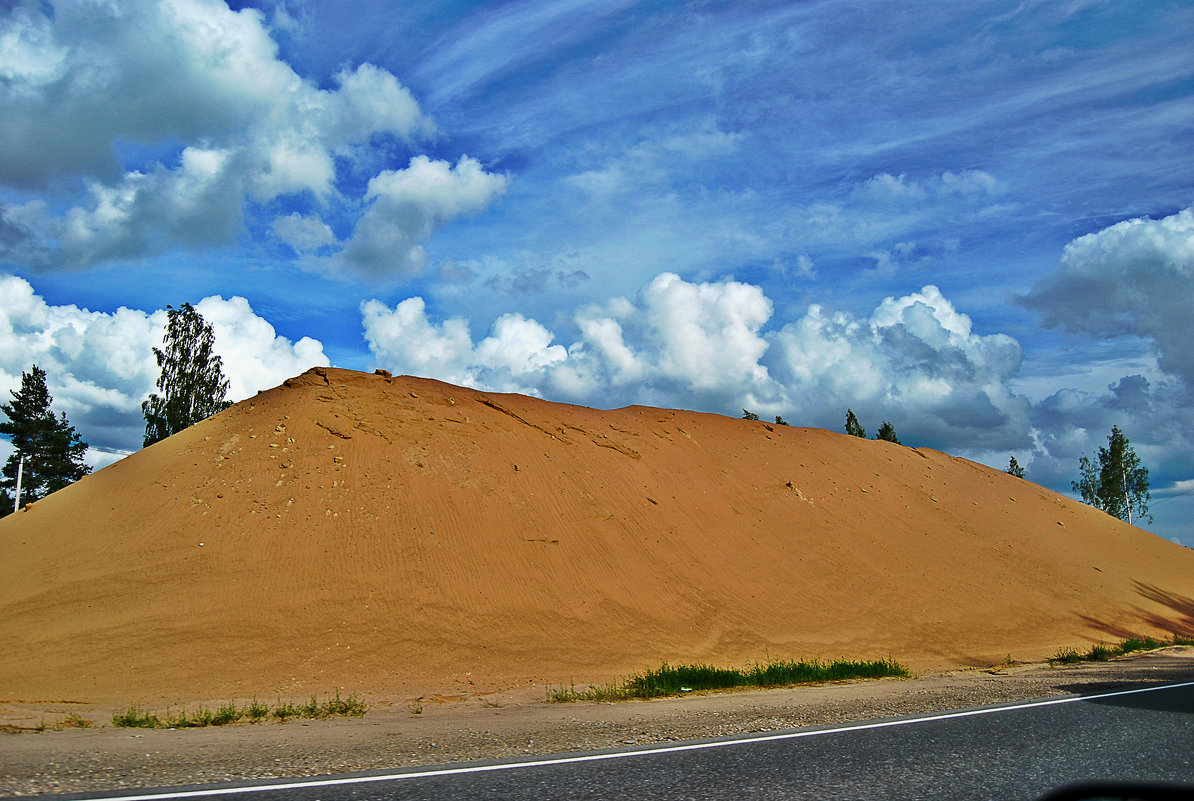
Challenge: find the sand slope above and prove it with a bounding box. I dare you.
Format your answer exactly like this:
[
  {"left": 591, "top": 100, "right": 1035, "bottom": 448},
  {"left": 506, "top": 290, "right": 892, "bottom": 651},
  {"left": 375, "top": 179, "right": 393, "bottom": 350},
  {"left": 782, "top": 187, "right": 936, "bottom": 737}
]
[{"left": 2, "top": 367, "right": 1192, "bottom": 706}]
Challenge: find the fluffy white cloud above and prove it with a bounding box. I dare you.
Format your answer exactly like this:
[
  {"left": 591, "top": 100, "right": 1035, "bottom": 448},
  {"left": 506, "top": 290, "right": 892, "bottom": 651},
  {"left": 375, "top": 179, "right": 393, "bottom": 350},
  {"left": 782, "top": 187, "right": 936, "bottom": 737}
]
[
  {"left": 0, "top": 275, "right": 327, "bottom": 458},
  {"left": 273, "top": 213, "right": 338, "bottom": 253},
  {"left": 326, "top": 63, "right": 435, "bottom": 147},
  {"left": 362, "top": 274, "right": 1031, "bottom": 446},
  {"left": 363, "top": 273, "right": 779, "bottom": 406},
  {"left": 475, "top": 315, "right": 567, "bottom": 376},
  {"left": 767, "top": 285, "right": 1029, "bottom": 447},
  {"left": 360, "top": 297, "right": 476, "bottom": 383},
  {"left": 193, "top": 296, "right": 329, "bottom": 403},
  {"left": 0, "top": 274, "right": 161, "bottom": 452},
  {"left": 0, "top": 0, "right": 299, "bottom": 188},
  {"left": 360, "top": 298, "right": 562, "bottom": 394},
  {"left": 638, "top": 273, "right": 773, "bottom": 392},
  {"left": 0, "top": 6, "right": 68, "bottom": 91},
  {"left": 319, "top": 157, "right": 510, "bottom": 279},
  {"left": 50, "top": 147, "right": 245, "bottom": 269},
  {"left": 0, "top": 0, "right": 501, "bottom": 279},
  {"left": 1008, "top": 210, "right": 1194, "bottom": 544},
  {"left": 1022, "top": 206, "right": 1194, "bottom": 385}
]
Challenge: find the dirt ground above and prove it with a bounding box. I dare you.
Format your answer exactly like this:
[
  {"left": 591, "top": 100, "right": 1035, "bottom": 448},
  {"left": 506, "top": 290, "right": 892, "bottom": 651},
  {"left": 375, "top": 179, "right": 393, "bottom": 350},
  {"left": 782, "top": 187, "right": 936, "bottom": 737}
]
[{"left": 3, "top": 647, "right": 1192, "bottom": 797}]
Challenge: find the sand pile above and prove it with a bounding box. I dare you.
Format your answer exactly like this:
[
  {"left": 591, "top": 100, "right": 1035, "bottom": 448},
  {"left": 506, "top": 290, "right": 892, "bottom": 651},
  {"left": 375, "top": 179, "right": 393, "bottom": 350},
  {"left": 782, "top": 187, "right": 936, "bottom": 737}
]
[{"left": 1, "top": 367, "right": 1192, "bottom": 707}]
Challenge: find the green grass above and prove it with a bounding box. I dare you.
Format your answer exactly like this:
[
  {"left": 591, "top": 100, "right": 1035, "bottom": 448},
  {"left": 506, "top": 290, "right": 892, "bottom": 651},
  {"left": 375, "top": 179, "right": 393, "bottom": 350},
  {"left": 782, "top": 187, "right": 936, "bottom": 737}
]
[
  {"left": 111, "top": 705, "right": 161, "bottom": 728},
  {"left": 245, "top": 697, "right": 270, "bottom": 722},
  {"left": 112, "top": 692, "right": 367, "bottom": 729},
  {"left": 1051, "top": 647, "right": 1083, "bottom": 664},
  {"left": 1116, "top": 636, "right": 1166, "bottom": 655},
  {"left": 272, "top": 699, "right": 300, "bottom": 721},
  {"left": 1051, "top": 633, "right": 1193, "bottom": 665},
  {"left": 211, "top": 701, "right": 242, "bottom": 726},
  {"left": 547, "top": 657, "right": 910, "bottom": 702},
  {"left": 324, "top": 690, "right": 368, "bottom": 717}
]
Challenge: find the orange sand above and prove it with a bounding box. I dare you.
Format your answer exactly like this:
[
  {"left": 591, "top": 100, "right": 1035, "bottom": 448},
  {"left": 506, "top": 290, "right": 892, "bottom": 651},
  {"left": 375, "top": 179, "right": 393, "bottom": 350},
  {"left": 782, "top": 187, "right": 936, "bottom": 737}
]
[{"left": 1, "top": 367, "right": 1192, "bottom": 707}]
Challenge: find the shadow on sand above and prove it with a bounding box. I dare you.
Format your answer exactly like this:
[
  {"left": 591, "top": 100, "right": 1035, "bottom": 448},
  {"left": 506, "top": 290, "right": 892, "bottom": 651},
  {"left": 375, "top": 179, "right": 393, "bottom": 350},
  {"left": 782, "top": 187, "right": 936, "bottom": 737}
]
[{"left": 1077, "top": 581, "right": 1194, "bottom": 641}]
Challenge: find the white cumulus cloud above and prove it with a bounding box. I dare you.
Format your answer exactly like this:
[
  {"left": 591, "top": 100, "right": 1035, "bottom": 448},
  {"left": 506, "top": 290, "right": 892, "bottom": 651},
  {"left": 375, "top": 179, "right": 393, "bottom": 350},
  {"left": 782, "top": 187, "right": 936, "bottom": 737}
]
[
  {"left": 360, "top": 298, "right": 562, "bottom": 395},
  {"left": 1021, "top": 206, "right": 1194, "bottom": 385},
  {"left": 273, "top": 213, "right": 338, "bottom": 253},
  {"left": 0, "top": 0, "right": 502, "bottom": 280},
  {"left": 768, "top": 285, "right": 1029, "bottom": 447},
  {"left": 0, "top": 275, "right": 328, "bottom": 460},
  {"left": 362, "top": 273, "right": 1030, "bottom": 447},
  {"left": 317, "top": 156, "right": 509, "bottom": 279}
]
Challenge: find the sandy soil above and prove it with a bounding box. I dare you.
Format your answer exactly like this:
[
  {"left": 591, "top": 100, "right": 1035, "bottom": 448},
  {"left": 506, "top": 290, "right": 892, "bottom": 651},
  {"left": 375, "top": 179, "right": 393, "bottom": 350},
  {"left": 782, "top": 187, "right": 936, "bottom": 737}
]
[{"left": 3, "top": 648, "right": 1192, "bottom": 797}]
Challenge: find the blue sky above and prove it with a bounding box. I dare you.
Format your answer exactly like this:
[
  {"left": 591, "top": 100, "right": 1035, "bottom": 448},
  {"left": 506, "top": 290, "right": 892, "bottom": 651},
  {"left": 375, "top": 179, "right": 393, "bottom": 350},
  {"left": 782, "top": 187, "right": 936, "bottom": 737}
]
[{"left": 1, "top": 0, "right": 1192, "bottom": 543}]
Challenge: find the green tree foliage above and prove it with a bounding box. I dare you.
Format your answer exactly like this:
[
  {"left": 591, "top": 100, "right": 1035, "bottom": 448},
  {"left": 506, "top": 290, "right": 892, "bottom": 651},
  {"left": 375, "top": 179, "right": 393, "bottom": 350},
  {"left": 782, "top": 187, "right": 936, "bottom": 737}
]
[
  {"left": 741, "top": 409, "right": 759, "bottom": 421},
  {"left": 774, "top": 415, "right": 789, "bottom": 426},
  {"left": 142, "top": 303, "right": 232, "bottom": 447},
  {"left": 1072, "top": 425, "right": 1151, "bottom": 525},
  {"left": 1073, "top": 456, "right": 1099, "bottom": 506},
  {"left": 1006, "top": 455, "right": 1025, "bottom": 478},
  {"left": 1, "top": 365, "right": 90, "bottom": 514},
  {"left": 874, "top": 421, "right": 900, "bottom": 444},
  {"left": 844, "top": 409, "right": 866, "bottom": 438}
]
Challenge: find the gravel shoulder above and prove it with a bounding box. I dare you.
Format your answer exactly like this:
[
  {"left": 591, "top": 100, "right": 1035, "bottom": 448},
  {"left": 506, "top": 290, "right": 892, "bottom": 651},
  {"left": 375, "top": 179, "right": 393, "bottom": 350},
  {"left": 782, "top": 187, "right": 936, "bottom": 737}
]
[{"left": 3, "top": 647, "right": 1193, "bottom": 798}]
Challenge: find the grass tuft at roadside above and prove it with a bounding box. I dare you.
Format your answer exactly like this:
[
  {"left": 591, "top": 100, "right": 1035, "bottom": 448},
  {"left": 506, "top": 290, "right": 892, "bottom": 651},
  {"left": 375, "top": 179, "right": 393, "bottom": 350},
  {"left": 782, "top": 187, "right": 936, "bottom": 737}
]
[
  {"left": 547, "top": 657, "right": 910, "bottom": 702},
  {"left": 111, "top": 691, "right": 366, "bottom": 729},
  {"left": 1051, "top": 634, "right": 1194, "bottom": 665}
]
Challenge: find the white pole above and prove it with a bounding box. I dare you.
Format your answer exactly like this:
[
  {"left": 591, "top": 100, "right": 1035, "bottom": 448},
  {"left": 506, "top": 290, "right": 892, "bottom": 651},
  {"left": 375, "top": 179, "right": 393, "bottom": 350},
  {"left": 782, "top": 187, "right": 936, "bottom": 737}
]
[
  {"left": 1122, "top": 466, "right": 1132, "bottom": 526},
  {"left": 13, "top": 454, "right": 23, "bottom": 513}
]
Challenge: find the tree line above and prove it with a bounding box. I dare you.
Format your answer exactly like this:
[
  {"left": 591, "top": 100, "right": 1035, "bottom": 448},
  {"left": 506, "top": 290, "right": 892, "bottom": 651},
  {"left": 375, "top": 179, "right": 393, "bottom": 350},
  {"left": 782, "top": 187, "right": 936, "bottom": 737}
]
[{"left": 743, "top": 407, "right": 901, "bottom": 444}]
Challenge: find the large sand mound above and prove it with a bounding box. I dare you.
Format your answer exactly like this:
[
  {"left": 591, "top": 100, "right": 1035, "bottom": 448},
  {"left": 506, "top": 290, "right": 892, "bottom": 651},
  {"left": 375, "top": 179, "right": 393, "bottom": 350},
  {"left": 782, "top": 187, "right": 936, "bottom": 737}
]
[{"left": 2, "top": 367, "right": 1192, "bottom": 706}]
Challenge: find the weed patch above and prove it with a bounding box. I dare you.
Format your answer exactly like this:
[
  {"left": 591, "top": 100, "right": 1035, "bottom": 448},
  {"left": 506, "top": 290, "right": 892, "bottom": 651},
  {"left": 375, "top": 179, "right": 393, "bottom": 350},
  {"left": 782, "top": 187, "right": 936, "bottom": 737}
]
[
  {"left": 58, "top": 712, "right": 93, "bottom": 729},
  {"left": 548, "top": 657, "right": 910, "bottom": 702},
  {"left": 245, "top": 697, "right": 270, "bottom": 722},
  {"left": 332, "top": 691, "right": 367, "bottom": 717},
  {"left": 1051, "top": 647, "right": 1083, "bottom": 664},
  {"left": 1051, "top": 634, "right": 1192, "bottom": 665},
  {"left": 111, "top": 705, "right": 160, "bottom": 728},
  {"left": 111, "top": 692, "right": 367, "bottom": 729}
]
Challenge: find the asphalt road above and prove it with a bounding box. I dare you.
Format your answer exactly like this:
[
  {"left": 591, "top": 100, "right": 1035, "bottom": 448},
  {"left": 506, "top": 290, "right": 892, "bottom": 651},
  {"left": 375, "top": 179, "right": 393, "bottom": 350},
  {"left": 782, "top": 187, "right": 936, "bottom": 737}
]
[{"left": 41, "top": 681, "right": 1194, "bottom": 801}]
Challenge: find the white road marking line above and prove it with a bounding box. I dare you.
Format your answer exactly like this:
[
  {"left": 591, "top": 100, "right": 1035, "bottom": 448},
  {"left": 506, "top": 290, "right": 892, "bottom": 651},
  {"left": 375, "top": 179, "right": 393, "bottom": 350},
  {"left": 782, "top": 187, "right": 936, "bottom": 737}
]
[{"left": 71, "top": 680, "right": 1194, "bottom": 800}]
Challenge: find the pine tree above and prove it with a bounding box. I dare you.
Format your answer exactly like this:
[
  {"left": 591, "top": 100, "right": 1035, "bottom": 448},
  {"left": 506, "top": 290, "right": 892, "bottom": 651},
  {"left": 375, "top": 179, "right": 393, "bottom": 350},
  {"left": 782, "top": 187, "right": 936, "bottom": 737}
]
[
  {"left": 1, "top": 365, "right": 90, "bottom": 513},
  {"left": 845, "top": 409, "right": 866, "bottom": 438},
  {"left": 1072, "top": 426, "right": 1151, "bottom": 525},
  {"left": 1006, "top": 455, "right": 1025, "bottom": 478},
  {"left": 142, "top": 303, "right": 232, "bottom": 446},
  {"left": 874, "top": 420, "right": 900, "bottom": 444},
  {"left": 741, "top": 409, "right": 759, "bottom": 421}
]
